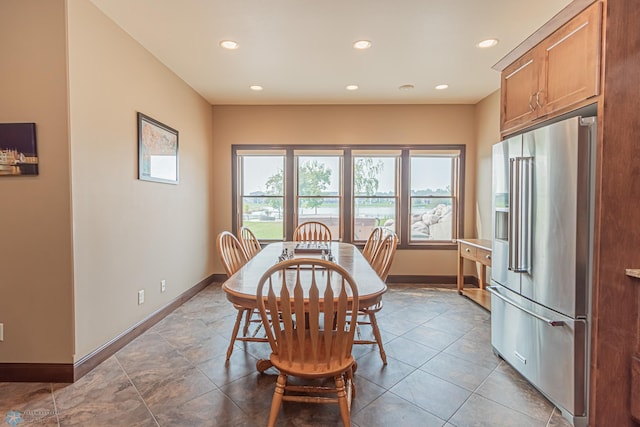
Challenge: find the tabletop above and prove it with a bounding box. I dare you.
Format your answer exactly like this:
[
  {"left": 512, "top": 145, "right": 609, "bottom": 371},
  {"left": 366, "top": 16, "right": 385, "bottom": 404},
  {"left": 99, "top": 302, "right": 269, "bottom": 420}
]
[{"left": 221, "top": 241, "right": 387, "bottom": 309}]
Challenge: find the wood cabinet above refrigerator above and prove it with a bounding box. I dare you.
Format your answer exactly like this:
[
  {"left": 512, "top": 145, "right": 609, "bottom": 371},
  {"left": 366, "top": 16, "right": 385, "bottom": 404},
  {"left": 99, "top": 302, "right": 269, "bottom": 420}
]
[{"left": 499, "top": 1, "right": 602, "bottom": 135}]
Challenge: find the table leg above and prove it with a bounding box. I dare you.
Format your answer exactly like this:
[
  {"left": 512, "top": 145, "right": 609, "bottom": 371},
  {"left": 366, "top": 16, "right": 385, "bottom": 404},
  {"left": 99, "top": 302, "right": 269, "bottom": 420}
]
[
  {"left": 479, "top": 264, "right": 487, "bottom": 290},
  {"left": 457, "top": 247, "right": 464, "bottom": 295}
]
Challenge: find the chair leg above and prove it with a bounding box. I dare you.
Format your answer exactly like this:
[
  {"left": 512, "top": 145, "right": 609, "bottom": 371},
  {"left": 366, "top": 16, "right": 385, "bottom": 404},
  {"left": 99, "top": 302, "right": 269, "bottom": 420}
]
[
  {"left": 226, "top": 308, "right": 245, "bottom": 362},
  {"left": 335, "top": 374, "right": 351, "bottom": 427},
  {"left": 267, "top": 374, "right": 287, "bottom": 427},
  {"left": 242, "top": 308, "right": 253, "bottom": 336},
  {"left": 368, "top": 312, "right": 387, "bottom": 365},
  {"left": 346, "top": 366, "right": 356, "bottom": 400}
]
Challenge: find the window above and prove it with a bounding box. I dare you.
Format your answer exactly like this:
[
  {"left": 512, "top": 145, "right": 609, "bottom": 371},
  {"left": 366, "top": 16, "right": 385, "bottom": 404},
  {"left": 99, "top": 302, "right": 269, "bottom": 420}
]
[
  {"left": 352, "top": 152, "right": 399, "bottom": 241},
  {"left": 237, "top": 151, "right": 285, "bottom": 240},
  {"left": 295, "top": 153, "right": 342, "bottom": 239},
  {"left": 232, "top": 145, "right": 464, "bottom": 248},
  {"left": 409, "top": 151, "right": 460, "bottom": 243}
]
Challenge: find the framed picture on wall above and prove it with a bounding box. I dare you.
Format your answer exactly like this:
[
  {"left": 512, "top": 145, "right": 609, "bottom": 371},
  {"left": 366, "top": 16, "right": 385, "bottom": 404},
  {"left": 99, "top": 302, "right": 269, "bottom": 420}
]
[
  {"left": 137, "top": 112, "right": 179, "bottom": 184},
  {"left": 0, "top": 123, "right": 38, "bottom": 176}
]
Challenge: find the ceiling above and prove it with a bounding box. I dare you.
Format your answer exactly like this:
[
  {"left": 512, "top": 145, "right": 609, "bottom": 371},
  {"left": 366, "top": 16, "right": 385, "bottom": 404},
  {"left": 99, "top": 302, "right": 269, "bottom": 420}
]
[{"left": 89, "top": 0, "right": 572, "bottom": 105}]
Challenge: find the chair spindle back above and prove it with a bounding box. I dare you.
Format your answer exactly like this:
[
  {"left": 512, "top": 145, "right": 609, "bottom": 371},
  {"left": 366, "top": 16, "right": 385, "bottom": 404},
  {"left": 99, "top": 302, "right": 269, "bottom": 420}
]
[
  {"left": 293, "top": 221, "right": 332, "bottom": 242},
  {"left": 369, "top": 232, "right": 398, "bottom": 282},
  {"left": 257, "top": 258, "right": 359, "bottom": 370},
  {"left": 362, "top": 226, "right": 385, "bottom": 263},
  {"left": 216, "top": 231, "right": 249, "bottom": 277},
  {"left": 238, "top": 226, "right": 262, "bottom": 259}
]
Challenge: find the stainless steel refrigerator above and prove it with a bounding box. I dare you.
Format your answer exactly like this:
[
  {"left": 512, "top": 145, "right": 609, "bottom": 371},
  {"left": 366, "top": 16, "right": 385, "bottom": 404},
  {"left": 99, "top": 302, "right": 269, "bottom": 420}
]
[{"left": 489, "top": 115, "right": 596, "bottom": 427}]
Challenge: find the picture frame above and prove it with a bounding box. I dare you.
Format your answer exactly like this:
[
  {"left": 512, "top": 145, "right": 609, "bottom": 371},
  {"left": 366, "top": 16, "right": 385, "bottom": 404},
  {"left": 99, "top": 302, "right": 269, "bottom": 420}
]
[
  {"left": 0, "top": 123, "right": 38, "bottom": 177},
  {"left": 137, "top": 112, "right": 179, "bottom": 184}
]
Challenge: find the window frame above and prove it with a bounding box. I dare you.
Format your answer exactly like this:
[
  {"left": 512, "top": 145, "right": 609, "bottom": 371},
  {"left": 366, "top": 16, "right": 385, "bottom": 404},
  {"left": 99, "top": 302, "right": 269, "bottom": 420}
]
[{"left": 232, "top": 144, "right": 464, "bottom": 250}]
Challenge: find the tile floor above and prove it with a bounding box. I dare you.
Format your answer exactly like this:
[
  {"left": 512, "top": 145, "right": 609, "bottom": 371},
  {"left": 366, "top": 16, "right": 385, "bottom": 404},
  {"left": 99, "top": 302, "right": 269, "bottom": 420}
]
[{"left": 0, "top": 284, "right": 573, "bottom": 427}]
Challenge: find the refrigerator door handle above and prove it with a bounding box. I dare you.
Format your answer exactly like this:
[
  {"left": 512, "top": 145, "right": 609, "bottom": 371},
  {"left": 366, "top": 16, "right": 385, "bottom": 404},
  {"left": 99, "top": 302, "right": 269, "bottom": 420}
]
[
  {"left": 518, "top": 157, "right": 533, "bottom": 273},
  {"left": 508, "top": 158, "right": 520, "bottom": 271},
  {"left": 487, "top": 286, "right": 565, "bottom": 327},
  {"left": 509, "top": 157, "right": 532, "bottom": 273}
]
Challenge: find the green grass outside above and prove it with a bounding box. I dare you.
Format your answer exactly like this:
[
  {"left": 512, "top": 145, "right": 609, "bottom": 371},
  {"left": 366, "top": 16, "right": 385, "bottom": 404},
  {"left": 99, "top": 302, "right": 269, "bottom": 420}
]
[
  {"left": 243, "top": 221, "right": 284, "bottom": 240},
  {"left": 244, "top": 216, "right": 395, "bottom": 241}
]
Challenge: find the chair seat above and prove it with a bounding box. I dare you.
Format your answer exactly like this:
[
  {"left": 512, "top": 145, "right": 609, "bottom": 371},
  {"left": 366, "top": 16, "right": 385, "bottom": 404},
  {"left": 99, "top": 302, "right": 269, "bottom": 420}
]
[
  {"left": 271, "top": 354, "right": 355, "bottom": 379},
  {"left": 270, "top": 333, "right": 355, "bottom": 378}
]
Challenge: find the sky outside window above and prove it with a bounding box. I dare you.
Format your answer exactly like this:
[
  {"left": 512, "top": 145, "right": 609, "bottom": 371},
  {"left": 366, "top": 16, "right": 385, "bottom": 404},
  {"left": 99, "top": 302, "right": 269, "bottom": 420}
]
[
  {"left": 410, "top": 157, "right": 452, "bottom": 192},
  {"left": 243, "top": 156, "right": 284, "bottom": 194}
]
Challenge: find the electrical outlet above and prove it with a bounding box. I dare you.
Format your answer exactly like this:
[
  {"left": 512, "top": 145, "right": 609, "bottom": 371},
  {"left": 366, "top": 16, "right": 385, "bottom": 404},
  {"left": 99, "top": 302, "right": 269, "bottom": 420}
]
[
  {"left": 0, "top": 323, "right": 3, "bottom": 341},
  {"left": 138, "top": 290, "right": 145, "bottom": 305},
  {"left": 161, "top": 280, "right": 166, "bottom": 293}
]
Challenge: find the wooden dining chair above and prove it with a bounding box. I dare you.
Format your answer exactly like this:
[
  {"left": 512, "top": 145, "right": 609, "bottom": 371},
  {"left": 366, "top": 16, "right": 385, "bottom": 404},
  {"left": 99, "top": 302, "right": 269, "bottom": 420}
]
[
  {"left": 216, "top": 231, "right": 265, "bottom": 361},
  {"left": 257, "top": 258, "right": 359, "bottom": 427},
  {"left": 293, "top": 221, "right": 332, "bottom": 242},
  {"left": 238, "top": 226, "right": 261, "bottom": 259},
  {"left": 355, "top": 231, "right": 398, "bottom": 365},
  {"left": 236, "top": 226, "right": 266, "bottom": 336}
]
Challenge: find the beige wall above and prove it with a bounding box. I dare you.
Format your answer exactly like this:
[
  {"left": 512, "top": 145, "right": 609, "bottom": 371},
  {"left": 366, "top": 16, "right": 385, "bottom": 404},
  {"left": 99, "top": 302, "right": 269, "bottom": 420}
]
[
  {"left": 1, "top": 0, "right": 215, "bottom": 365},
  {"left": 471, "top": 90, "right": 500, "bottom": 281},
  {"left": 0, "top": 0, "right": 74, "bottom": 363},
  {"left": 474, "top": 90, "right": 500, "bottom": 240},
  {"left": 67, "top": 0, "right": 214, "bottom": 361},
  {"left": 211, "top": 105, "right": 478, "bottom": 277}
]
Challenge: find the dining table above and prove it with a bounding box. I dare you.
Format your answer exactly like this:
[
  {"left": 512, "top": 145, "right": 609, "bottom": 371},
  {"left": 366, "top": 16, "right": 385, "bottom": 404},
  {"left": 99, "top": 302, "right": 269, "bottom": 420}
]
[{"left": 221, "top": 241, "right": 388, "bottom": 371}]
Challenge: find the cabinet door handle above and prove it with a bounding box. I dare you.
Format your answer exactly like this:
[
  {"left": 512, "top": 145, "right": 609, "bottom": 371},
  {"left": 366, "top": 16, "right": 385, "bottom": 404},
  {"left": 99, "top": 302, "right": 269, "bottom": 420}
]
[
  {"left": 528, "top": 94, "right": 536, "bottom": 112},
  {"left": 535, "top": 90, "right": 544, "bottom": 109}
]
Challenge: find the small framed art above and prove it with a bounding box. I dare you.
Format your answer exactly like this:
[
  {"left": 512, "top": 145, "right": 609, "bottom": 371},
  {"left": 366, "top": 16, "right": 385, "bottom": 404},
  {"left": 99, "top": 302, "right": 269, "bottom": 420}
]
[
  {"left": 0, "top": 123, "right": 38, "bottom": 176},
  {"left": 137, "top": 112, "right": 178, "bottom": 184}
]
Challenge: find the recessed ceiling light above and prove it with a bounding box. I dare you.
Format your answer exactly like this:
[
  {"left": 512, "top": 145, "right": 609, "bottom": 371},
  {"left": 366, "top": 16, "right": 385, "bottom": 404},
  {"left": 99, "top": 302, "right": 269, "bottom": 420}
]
[
  {"left": 435, "top": 84, "right": 449, "bottom": 90},
  {"left": 477, "top": 38, "right": 499, "bottom": 48},
  {"left": 399, "top": 84, "right": 415, "bottom": 91},
  {"left": 250, "top": 85, "right": 263, "bottom": 91},
  {"left": 353, "top": 40, "right": 372, "bottom": 50},
  {"left": 219, "top": 40, "right": 239, "bottom": 50},
  {"left": 346, "top": 84, "right": 359, "bottom": 91}
]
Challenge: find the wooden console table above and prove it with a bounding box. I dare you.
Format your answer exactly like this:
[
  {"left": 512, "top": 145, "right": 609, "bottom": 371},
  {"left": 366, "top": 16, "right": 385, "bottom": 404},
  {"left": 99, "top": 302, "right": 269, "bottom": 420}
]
[{"left": 457, "top": 239, "right": 492, "bottom": 311}]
